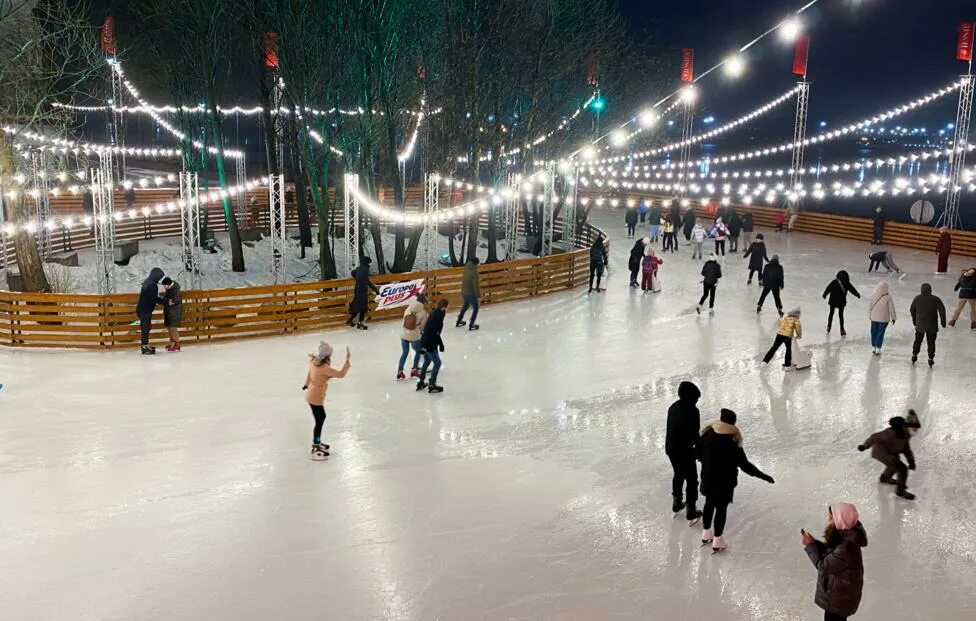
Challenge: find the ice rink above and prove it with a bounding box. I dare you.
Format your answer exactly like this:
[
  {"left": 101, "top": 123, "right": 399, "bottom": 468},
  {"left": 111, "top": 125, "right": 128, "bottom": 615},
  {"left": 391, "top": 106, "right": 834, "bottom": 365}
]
[{"left": 2, "top": 209, "right": 975, "bottom": 620}]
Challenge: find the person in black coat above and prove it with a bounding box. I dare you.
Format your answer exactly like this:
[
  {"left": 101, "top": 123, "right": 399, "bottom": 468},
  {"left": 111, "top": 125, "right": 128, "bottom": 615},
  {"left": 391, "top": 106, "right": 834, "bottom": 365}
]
[
  {"left": 628, "top": 238, "right": 646, "bottom": 288},
  {"left": 669, "top": 203, "right": 682, "bottom": 235},
  {"left": 417, "top": 299, "right": 449, "bottom": 393},
  {"left": 741, "top": 212, "right": 755, "bottom": 248},
  {"left": 757, "top": 255, "right": 785, "bottom": 316},
  {"left": 726, "top": 210, "right": 742, "bottom": 252},
  {"left": 648, "top": 207, "right": 662, "bottom": 242},
  {"left": 871, "top": 206, "right": 885, "bottom": 245},
  {"left": 136, "top": 267, "right": 165, "bottom": 354},
  {"left": 909, "top": 283, "right": 946, "bottom": 366},
  {"left": 682, "top": 209, "right": 696, "bottom": 242},
  {"left": 624, "top": 207, "right": 639, "bottom": 238},
  {"left": 588, "top": 235, "right": 608, "bottom": 293},
  {"left": 802, "top": 503, "right": 867, "bottom": 621},
  {"left": 742, "top": 233, "right": 768, "bottom": 285},
  {"left": 698, "top": 409, "right": 774, "bottom": 552},
  {"left": 665, "top": 381, "right": 703, "bottom": 521},
  {"left": 697, "top": 254, "right": 722, "bottom": 314},
  {"left": 822, "top": 270, "right": 861, "bottom": 336},
  {"left": 347, "top": 257, "right": 379, "bottom": 330}
]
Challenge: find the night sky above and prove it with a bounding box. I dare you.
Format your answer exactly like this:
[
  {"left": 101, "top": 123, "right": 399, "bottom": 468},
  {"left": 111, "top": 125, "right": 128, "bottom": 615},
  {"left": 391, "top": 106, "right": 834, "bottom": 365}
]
[{"left": 618, "top": 0, "right": 974, "bottom": 128}]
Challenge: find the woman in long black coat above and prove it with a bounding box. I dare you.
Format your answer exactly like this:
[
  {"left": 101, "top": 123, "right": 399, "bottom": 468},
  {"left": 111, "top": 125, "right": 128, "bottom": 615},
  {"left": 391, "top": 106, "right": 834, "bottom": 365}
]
[
  {"left": 628, "top": 238, "right": 646, "bottom": 288},
  {"left": 822, "top": 270, "right": 861, "bottom": 336},
  {"left": 742, "top": 233, "right": 768, "bottom": 285},
  {"left": 347, "top": 257, "right": 379, "bottom": 329},
  {"left": 802, "top": 503, "right": 867, "bottom": 621}
]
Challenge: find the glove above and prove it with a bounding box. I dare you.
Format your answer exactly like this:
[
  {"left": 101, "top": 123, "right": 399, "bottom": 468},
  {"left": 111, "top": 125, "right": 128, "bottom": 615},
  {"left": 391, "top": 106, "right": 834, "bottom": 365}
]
[
  {"left": 857, "top": 445, "right": 866, "bottom": 452},
  {"left": 302, "top": 385, "right": 307, "bottom": 391}
]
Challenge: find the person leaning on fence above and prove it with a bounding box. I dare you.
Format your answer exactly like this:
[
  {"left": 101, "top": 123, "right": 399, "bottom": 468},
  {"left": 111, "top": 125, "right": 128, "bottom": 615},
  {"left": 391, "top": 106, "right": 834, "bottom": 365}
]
[
  {"left": 160, "top": 277, "right": 183, "bottom": 352},
  {"left": 347, "top": 257, "right": 379, "bottom": 330},
  {"left": 588, "top": 235, "right": 608, "bottom": 293},
  {"left": 136, "top": 268, "right": 165, "bottom": 355}
]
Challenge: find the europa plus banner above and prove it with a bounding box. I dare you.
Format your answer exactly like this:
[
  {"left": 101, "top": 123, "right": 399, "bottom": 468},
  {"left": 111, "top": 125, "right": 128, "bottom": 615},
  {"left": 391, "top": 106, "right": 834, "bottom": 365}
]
[
  {"left": 374, "top": 279, "right": 425, "bottom": 311},
  {"left": 957, "top": 23, "right": 975, "bottom": 62},
  {"left": 680, "top": 48, "right": 694, "bottom": 82},
  {"left": 100, "top": 17, "right": 116, "bottom": 55},
  {"left": 792, "top": 36, "right": 810, "bottom": 77}
]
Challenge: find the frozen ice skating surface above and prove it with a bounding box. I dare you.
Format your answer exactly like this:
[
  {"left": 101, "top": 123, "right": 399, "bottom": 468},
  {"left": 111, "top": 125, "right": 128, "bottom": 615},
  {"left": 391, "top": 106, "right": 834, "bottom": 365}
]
[{"left": 2, "top": 210, "right": 974, "bottom": 621}]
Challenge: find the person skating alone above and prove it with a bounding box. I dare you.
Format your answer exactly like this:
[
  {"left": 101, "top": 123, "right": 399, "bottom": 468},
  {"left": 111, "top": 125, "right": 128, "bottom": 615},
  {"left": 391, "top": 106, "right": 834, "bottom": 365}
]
[
  {"left": 909, "top": 283, "right": 946, "bottom": 367},
  {"left": 347, "top": 257, "right": 379, "bottom": 330},
  {"left": 763, "top": 308, "right": 802, "bottom": 368},
  {"left": 665, "top": 381, "right": 704, "bottom": 522},
  {"left": 757, "top": 254, "right": 785, "bottom": 316},
  {"left": 871, "top": 206, "right": 885, "bottom": 245},
  {"left": 136, "top": 267, "right": 165, "bottom": 355},
  {"left": 712, "top": 217, "right": 729, "bottom": 257},
  {"left": 935, "top": 226, "right": 952, "bottom": 275},
  {"left": 628, "top": 238, "right": 647, "bottom": 288},
  {"left": 417, "top": 299, "right": 448, "bottom": 393},
  {"left": 648, "top": 205, "right": 662, "bottom": 242},
  {"left": 397, "top": 293, "right": 428, "bottom": 380},
  {"left": 867, "top": 250, "right": 903, "bottom": 276},
  {"left": 802, "top": 503, "right": 867, "bottom": 621},
  {"left": 641, "top": 248, "right": 663, "bottom": 292},
  {"left": 743, "top": 233, "right": 768, "bottom": 285},
  {"left": 302, "top": 342, "right": 351, "bottom": 459},
  {"left": 823, "top": 270, "right": 861, "bottom": 336},
  {"left": 698, "top": 409, "right": 775, "bottom": 552},
  {"left": 661, "top": 219, "right": 676, "bottom": 253},
  {"left": 625, "top": 206, "right": 639, "bottom": 238},
  {"left": 160, "top": 277, "right": 182, "bottom": 352},
  {"left": 857, "top": 411, "right": 921, "bottom": 500},
  {"left": 690, "top": 222, "right": 706, "bottom": 260},
  {"left": 682, "top": 208, "right": 696, "bottom": 245},
  {"left": 588, "top": 235, "right": 608, "bottom": 293},
  {"left": 697, "top": 254, "right": 722, "bottom": 315},
  {"left": 726, "top": 210, "right": 742, "bottom": 252},
  {"left": 948, "top": 267, "right": 976, "bottom": 328},
  {"left": 868, "top": 281, "right": 896, "bottom": 355},
  {"left": 740, "top": 212, "right": 754, "bottom": 249},
  {"left": 457, "top": 257, "right": 482, "bottom": 330}
]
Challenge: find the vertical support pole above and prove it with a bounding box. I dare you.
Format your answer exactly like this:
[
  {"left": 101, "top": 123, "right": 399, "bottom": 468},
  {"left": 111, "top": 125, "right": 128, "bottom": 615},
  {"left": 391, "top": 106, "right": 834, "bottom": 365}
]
[
  {"left": 504, "top": 174, "right": 520, "bottom": 260},
  {"left": 235, "top": 153, "right": 247, "bottom": 224},
  {"left": 562, "top": 164, "right": 579, "bottom": 248},
  {"left": 109, "top": 60, "right": 126, "bottom": 180},
  {"left": 92, "top": 156, "right": 116, "bottom": 294},
  {"left": 540, "top": 162, "right": 556, "bottom": 256},
  {"left": 423, "top": 174, "right": 438, "bottom": 270},
  {"left": 678, "top": 97, "right": 696, "bottom": 197},
  {"left": 938, "top": 74, "right": 973, "bottom": 230},
  {"left": 179, "top": 171, "right": 202, "bottom": 290},
  {"left": 269, "top": 173, "right": 286, "bottom": 284},
  {"left": 789, "top": 81, "right": 811, "bottom": 207},
  {"left": 272, "top": 78, "right": 285, "bottom": 173},
  {"left": 343, "top": 173, "right": 360, "bottom": 274},
  {"left": 30, "top": 150, "right": 52, "bottom": 259}
]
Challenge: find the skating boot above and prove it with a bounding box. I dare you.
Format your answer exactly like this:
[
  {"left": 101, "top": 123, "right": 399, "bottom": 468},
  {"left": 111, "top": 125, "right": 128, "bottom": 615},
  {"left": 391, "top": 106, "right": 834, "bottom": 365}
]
[
  {"left": 928, "top": 358, "right": 934, "bottom": 367},
  {"left": 396, "top": 370, "right": 406, "bottom": 381},
  {"left": 416, "top": 380, "right": 428, "bottom": 392},
  {"left": 896, "top": 489, "right": 916, "bottom": 500},
  {"left": 756, "top": 305, "right": 762, "bottom": 314},
  {"left": 840, "top": 330, "right": 847, "bottom": 337},
  {"left": 879, "top": 475, "right": 897, "bottom": 486},
  {"left": 310, "top": 446, "right": 329, "bottom": 460},
  {"left": 711, "top": 535, "right": 728, "bottom": 553},
  {"left": 701, "top": 528, "right": 714, "bottom": 546},
  {"left": 468, "top": 324, "right": 480, "bottom": 331},
  {"left": 686, "top": 507, "right": 702, "bottom": 524},
  {"left": 428, "top": 384, "right": 444, "bottom": 393},
  {"left": 911, "top": 355, "right": 917, "bottom": 365},
  {"left": 141, "top": 345, "right": 156, "bottom": 355},
  {"left": 708, "top": 309, "right": 714, "bottom": 316},
  {"left": 315, "top": 442, "right": 331, "bottom": 451},
  {"left": 410, "top": 368, "right": 420, "bottom": 378},
  {"left": 696, "top": 305, "right": 702, "bottom": 315},
  {"left": 356, "top": 322, "right": 368, "bottom": 330},
  {"left": 777, "top": 309, "right": 784, "bottom": 318},
  {"left": 167, "top": 343, "right": 181, "bottom": 352},
  {"left": 456, "top": 319, "right": 467, "bottom": 328},
  {"left": 345, "top": 317, "right": 355, "bottom": 327},
  {"left": 672, "top": 497, "right": 686, "bottom": 514}
]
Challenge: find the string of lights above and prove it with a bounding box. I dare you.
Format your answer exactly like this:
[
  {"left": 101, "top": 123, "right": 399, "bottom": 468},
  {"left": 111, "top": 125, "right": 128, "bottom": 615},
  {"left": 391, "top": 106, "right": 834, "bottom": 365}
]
[{"left": 5, "top": 125, "right": 183, "bottom": 159}]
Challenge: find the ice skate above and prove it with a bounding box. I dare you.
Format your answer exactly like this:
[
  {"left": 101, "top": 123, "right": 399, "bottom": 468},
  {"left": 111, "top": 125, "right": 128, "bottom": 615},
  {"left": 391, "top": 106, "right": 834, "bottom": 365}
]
[
  {"left": 672, "top": 497, "right": 686, "bottom": 514},
  {"left": 879, "top": 475, "right": 897, "bottom": 486},
  {"left": 310, "top": 446, "right": 329, "bottom": 460},
  {"left": 708, "top": 309, "right": 714, "bottom": 316},
  {"left": 928, "top": 358, "right": 934, "bottom": 368},
  {"left": 468, "top": 324, "right": 480, "bottom": 331},
  {"left": 166, "top": 343, "right": 181, "bottom": 352},
  {"left": 428, "top": 384, "right": 444, "bottom": 394},
  {"left": 896, "top": 489, "right": 916, "bottom": 500},
  {"left": 840, "top": 330, "right": 847, "bottom": 337},
  {"left": 456, "top": 319, "right": 467, "bottom": 328},
  {"left": 711, "top": 535, "right": 728, "bottom": 553},
  {"left": 948, "top": 319, "right": 956, "bottom": 327},
  {"left": 356, "top": 323, "right": 368, "bottom": 330},
  {"left": 396, "top": 370, "right": 406, "bottom": 380},
  {"left": 141, "top": 345, "right": 156, "bottom": 355},
  {"left": 316, "top": 442, "right": 331, "bottom": 451},
  {"left": 701, "top": 528, "right": 714, "bottom": 546},
  {"left": 410, "top": 368, "right": 420, "bottom": 378},
  {"left": 971, "top": 321, "right": 976, "bottom": 331},
  {"left": 416, "top": 380, "right": 428, "bottom": 392},
  {"left": 911, "top": 355, "right": 917, "bottom": 365},
  {"left": 756, "top": 305, "right": 762, "bottom": 314},
  {"left": 696, "top": 305, "right": 702, "bottom": 315},
  {"left": 686, "top": 508, "right": 702, "bottom": 525}
]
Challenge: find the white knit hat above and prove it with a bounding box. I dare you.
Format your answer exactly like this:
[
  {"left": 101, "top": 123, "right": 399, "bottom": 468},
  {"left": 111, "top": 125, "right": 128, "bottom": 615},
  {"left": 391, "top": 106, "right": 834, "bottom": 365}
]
[{"left": 317, "top": 341, "right": 334, "bottom": 359}]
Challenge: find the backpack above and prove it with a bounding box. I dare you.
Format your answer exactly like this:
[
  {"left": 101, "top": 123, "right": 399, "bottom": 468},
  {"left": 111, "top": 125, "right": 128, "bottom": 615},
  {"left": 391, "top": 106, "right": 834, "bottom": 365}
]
[{"left": 403, "top": 312, "right": 418, "bottom": 330}]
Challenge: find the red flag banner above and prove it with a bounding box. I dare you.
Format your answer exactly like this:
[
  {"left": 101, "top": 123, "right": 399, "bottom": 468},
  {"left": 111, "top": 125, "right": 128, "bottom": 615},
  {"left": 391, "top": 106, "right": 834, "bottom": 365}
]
[
  {"left": 957, "top": 23, "right": 975, "bottom": 62},
  {"left": 680, "top": 48, "right": 694, "bottom": 82},
  {"left": 100, "top": 16, "right": 116, "bottom": 55},
  {"left": 585, "top": 53, "right": 599, "bottom": 87},
  {"left": 264, "top": 32, "right": 279, "bottom": 69},
  {"left": 792, "top": 36, "right": 810, "bottom": 77}
]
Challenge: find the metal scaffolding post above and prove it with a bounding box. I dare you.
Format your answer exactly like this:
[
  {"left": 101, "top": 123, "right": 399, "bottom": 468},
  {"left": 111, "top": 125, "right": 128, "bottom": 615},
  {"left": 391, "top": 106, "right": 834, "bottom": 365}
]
[
  {"left": 30, "top": 150, "right": 52, "bottom": 259},
  {"left": 234, "top": 154, "right": 247, "bottom": 224},
  {"left": 938, "top": 74, "right": 974, "bottom": 230},
  {"left": 109, "top": 60, "right": 126, "bottom": 180},
  {"left": 788, "top": 81, "right": 811, "bottom": 207},
  {"left": 272, "top": 78, "right": 285, "bottom": 172},
  {"left": 677, "top": 99, "right": 696, "bottom": 195},
  {"left": 504, "top": 174, "right": 520, "bottom": 260},
  {"left": 423, "top": 174, "right": 439, "bottom": 270},
  {"left": 343, "top": 174, "right": 361, "bottom": 273},
  {"left": 540, "top": 162, "right": 557, "bottom": 256},
  {"left": 92, "top": 156, "right": 116, "bottom": 294},
  {"left": 268, "top": 173, "right": 286, "bottom": 284},
  {"left": 179, "top": 171, "right": 202, "bottom": 290},
  {"left": 561, "top": 165, "right": 579, "bottom": 248}
]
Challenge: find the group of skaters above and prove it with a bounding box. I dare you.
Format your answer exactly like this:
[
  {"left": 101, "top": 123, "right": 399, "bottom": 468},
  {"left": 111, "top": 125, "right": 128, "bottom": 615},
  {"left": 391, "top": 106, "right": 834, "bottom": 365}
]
[
  {"left": 625, "top": 202, "right": 752, "bottom": 255},
  {"left": 666, "top": 378, "right": 922, "bottom": 619}
]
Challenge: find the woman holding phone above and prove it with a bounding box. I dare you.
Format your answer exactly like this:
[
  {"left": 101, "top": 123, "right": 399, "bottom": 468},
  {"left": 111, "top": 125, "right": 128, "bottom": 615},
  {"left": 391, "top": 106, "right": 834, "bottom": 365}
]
[{"left": 801, "top": 503, "right": 867, "bottom": 621}]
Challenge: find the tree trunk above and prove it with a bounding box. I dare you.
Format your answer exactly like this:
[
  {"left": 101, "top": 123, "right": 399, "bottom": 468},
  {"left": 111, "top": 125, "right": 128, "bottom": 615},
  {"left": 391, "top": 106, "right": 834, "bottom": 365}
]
[
  {"left": 304, "top": 123, "right": 336, "bottom": 280},
  {"left": 206, "top": 104, "right": 245, "bottom": 272},
  {"left": 0, "top": 138, "right": 49, "bottom": 292},
  {"left": 289, "top": 116, "right": 313, "bottom": 255}
]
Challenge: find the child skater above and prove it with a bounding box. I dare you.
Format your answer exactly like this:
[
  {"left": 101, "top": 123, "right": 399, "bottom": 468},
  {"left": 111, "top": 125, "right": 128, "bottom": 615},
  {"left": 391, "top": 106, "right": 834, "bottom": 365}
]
[
  {"left": 822, "top": 270, "right": 861, "bottom": 336},
  {"left": 801, "top": 503, "right": 867, "bottom": 621},
  {"left": 302, "top": 342, "right": 351, "bottom": 459},
  {"left": 641, "top": 248, "right": 663, "bottom": 292},
  {"left": 857, "top": 411, "right": 920, "bottom": 500}
]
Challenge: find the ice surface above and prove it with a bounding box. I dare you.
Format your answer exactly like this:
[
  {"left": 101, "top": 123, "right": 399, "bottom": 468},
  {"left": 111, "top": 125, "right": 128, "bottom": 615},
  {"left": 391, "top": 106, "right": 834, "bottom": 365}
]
[{"left": 2, "top": 209, "right": 975, "bottom": 620}]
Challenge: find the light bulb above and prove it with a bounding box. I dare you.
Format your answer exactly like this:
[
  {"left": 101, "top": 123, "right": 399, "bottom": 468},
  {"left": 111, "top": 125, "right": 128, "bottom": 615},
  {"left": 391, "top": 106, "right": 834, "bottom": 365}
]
[
  {"left": 779, "top": 18, "right": 801, "bottom": 42},
  {"left": 724, "top": 55, "right": 745, "bottom": 78},
  {"left": 639, "top": 110, "right": 658, "bottom": 128},
  {"left": 610, "top": 129, "right": 628, "bottom": 147}
]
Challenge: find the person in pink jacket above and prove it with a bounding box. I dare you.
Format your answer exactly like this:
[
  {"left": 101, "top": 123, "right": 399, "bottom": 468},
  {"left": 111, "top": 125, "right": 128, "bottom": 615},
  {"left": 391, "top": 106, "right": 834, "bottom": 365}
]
[{"left": 303, "top": 341, "right": 351, "bottom": 459}]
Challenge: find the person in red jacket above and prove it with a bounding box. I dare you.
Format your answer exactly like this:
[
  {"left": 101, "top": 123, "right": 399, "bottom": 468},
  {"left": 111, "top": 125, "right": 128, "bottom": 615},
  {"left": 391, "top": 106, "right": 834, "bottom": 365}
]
[{"left": 935, "top": 227, "right": 952, "bottom": 275}]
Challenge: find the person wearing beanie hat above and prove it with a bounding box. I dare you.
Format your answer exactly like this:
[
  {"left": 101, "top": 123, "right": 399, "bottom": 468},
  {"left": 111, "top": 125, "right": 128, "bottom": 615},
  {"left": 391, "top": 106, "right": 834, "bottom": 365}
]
[
  {"left": 801, "top": 503, "right": 867, "bottom": 621},
  {"left": 697, "top": 408, "right": 775, "bottom": 552},
  {"left": 347, "top": 258, "right": 379, "bottom": 330},
  {"left": 302, "top": 342, "right": 351, "bottom": 459},
  {"left": 742, "top": 232, "right": 768, "bottom": 286},
  {"left": 757, "top": 255, "right": 785, "bottom": 316},
  {"left": 665, "top": 381, "right": 703, "bottom": 521},
  {"left": 857, "top": 411, "right": 919, "bottom": 500},
  {"left": 910, "top": 283, "right": 947, "bottom": 367},
  {"left": 697, "top": 253, "right": 722, "bottom": 315}
]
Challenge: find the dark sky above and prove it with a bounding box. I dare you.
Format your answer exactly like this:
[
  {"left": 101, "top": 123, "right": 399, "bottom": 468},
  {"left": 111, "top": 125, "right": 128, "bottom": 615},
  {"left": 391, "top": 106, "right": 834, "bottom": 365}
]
[{"left": 618, "top": 0, "right": 974, "bottom": 128}]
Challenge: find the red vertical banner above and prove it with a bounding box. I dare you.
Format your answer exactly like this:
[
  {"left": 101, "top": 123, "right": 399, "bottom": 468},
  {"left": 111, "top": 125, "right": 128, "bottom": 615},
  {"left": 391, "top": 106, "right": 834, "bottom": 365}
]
[
  {"left": 264, "top": 32, "right": 279, "bottom": 69},
  {"left": 100, "top": 16, "right": 116, "bottom": 55},
  {"left": 680, "top": 48, "right": 695, "bottom": 82},
  {"left": 792, "top": 36, "right": 810, "bottom": 77},
  {"left": 957, "top": 23, "right": 975, "bottom": 62},
  {"left": 585, "top": 53, "right": 599, "bottom": 86}
]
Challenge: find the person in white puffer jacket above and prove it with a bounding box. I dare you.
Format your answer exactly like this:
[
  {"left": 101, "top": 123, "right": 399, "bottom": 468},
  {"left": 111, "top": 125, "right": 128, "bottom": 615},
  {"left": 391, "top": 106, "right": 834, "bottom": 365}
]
[
  {"left": 397, "top": 293, "right": 428, "bottom": 380},
  {"left": 691, "top": 222, "right": 707, "bottom": 260}
]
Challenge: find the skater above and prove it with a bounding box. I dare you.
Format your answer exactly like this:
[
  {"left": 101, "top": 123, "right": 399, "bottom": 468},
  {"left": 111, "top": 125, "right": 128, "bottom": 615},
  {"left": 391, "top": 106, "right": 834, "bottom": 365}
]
[
  {"left": 136, "top": 267, "right": 165, "bottom": 355},
  {"left": 697, "top": 253, "right": 722, "bottom": 315},
  {"left": 741, "top": 211, "right": 755, "bottom": 249},
  {"left": 775, "top": 209, "right": 786, "bottom": 233},
  {"left": 639, "top": 200, "right": 649, "bottom": 224},
  {"left": 763, "top": 308, "right": 802, "bottom": 367},
  {"left": 698, "top": 409, "right": 775, "bottom": 552},
  {"left": 786, "top": 204, "right": 798, "bottom": 233},
  {"left": 648, "top": 205, "right": 662, "bottom": 242},
  {"left": 628, "top": 238, "right": 647, "bottom": 288},
  {"left": 302, "top": 342, "right": 351, "bottom": 459},
  {"left": 935, "top": 226, "right": 952, "bottom": 275},
  {"left": 669, "top": 201, "right": 682, "bottom": 238},
  {"left": 682, "top": 208, "right": 696, "bottom": 244},
  {"left": 757, "top": 255, "right": 785, "bottom": 316},
  {"left": 641, "top": 248, "right": 663, "bottom": 292},
  {"left": 397, "top": 292, "right": 427, "bottom": 380},
  {"left": 867, "top": 250, "right": 902, "bottom": 275},
  {"left": 823, "top": 270, "right": 861, "bottom": 336},
  {"left": 690, "top": 221, "right": 706, "bottom": 259},
  {"left": 857, "top": 411, "right": 921, "bottom": 500},
  {"left": 801, "top": 503, "right": 867, "bottom": 621},
  {"left": 712, "top": 217, "right": 729, "bottom": 256},
  {"left": 871, "top": 206, "right": 885, "bottom": 245},
  {"left": 457, "top": 257, "right": 481, "bottom": 330},
  {"left": 948, "top": 266, "right": 976, "bottom": 328},
  {"left": 347, "top": 257, "right": 379, "bottom": 330},
  {"left": 743, "top": 233, "right": 768, "bottom": 285},
  {"left": 726, "top": 210, "right": 742, "bottom": 252},
  {"left": 665, "top": 381, "right": 703, "bottom": 522},
  {"left": 625, "top": 205, "right": 639, "bottom": 238},
  {"left": 417, "top": 299, "right": 448, "bottom": 393},
  {"left": 160, "top": 277, "right": 182, "bottom": 352},
  {"left": 588, "top": 235, "right": 608, "bottom": 293},
  {"left": 868, "top": 281, "right": 897, "bottom": 355},
  {"left": 909, "top": 283, "right": 946, "bottom": 367},
  {"left": 661, "top": 219, "right": 675, "bottom": 253}
]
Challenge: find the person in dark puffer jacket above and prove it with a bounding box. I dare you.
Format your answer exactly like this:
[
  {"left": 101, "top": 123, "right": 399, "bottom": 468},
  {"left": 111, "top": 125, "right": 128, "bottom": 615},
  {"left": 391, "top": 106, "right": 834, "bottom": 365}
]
[
  {"left": 757, "top": 255, "right": 785, "bottom": 316},
  {"left": 588, "top": 235, "right": 608, "bottom": 293},
  {"left": 136, "top": 267, "right": 165, "bottom": 355},
  {"left": 665, "top": 381, "right": 702, "bottom": 521},
  {"left": 822, "top": 270, "right": 860, "bottom": 336},
  {"left": 697, "top": 254, "right": 722, "bottom": 315},
  {"left": 909, "top": 283, "right": 946, "bottom": 367},
  {"left": 858, "top": 411, "right": 921, "bottom": 500},
  {"left": 742, "top": 233, "right": 768, "bottom": 285},
  {"left": 948, "top": 266, "right": 976, "bottom": 329},
  {"left": 417, "top": 299, "right": 449, "bottom": 394},
  {"left": 802, "top": 502, "right": 867, "bottom": 621},
  {"left": 628, "top": 238, "right": 647, "bottom": 288}
]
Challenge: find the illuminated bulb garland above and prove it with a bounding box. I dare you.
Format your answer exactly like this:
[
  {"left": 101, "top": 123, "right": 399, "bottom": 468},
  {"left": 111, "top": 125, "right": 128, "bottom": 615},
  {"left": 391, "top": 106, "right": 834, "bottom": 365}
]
[{"left": 5, "top": 126, "right": 183, "bottom": 159}]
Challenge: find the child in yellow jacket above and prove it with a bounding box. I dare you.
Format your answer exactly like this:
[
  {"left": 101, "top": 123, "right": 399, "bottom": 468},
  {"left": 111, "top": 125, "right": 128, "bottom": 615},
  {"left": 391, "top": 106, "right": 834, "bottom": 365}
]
[{"left": 763, "top": 309, "right": 802, "bottom": 368}]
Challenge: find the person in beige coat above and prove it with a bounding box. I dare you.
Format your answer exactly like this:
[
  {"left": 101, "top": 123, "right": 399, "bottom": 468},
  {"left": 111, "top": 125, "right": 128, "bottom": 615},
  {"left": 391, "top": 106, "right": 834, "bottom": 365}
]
[
  {"left": 397, "top": 293, "right": 428, "bottom": 380},
  {"left": 868, "top": 281, "right": 896, "bottom": 355}
]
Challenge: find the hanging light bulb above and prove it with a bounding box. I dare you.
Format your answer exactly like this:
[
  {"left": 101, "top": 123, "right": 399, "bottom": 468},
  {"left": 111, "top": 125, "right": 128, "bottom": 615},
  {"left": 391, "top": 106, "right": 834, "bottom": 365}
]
[
  {"left": 680, "top": 86, "right": 697, "bottom": 103},
  {"left": 779, "top": 18, "right": 801, "bottom": 42},
  {"left": 610, "top": 129, "right": 628, "bottom": 147},
  {"left": 639, "top": 110, "right": 659, "bottom": 128},
  {"left": 724, "top": 55, "right": 745, "bottom": 78}
]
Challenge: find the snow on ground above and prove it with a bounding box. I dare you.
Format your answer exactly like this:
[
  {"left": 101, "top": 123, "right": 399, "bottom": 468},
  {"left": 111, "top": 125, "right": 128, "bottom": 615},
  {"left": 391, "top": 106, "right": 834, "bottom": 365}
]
[{"left": 1, "top": 208, "right": 975, "bottom": 620}]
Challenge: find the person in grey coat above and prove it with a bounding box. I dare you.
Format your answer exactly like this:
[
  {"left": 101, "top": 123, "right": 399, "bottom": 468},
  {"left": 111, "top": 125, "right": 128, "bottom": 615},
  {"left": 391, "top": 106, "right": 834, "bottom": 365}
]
[
  {"left": 909, "top": 283, "right": 946, "bottom": 367},
  {"left": 802, "top": 502, "right": 867, "bottom": 621}
]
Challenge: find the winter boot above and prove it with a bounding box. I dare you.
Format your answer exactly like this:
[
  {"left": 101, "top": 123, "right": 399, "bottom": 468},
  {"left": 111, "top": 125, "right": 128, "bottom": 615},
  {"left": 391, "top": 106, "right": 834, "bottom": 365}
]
[
  {"left": 672, "top": 497, "right": 686, "bottom": 514},
  {"left": 701, "top": 528, "right": 714, "bottom": 545},
  {"left": 141, "top": 345, "right": 155, "bottom": 355},
  {"left": 416, "top": 380, "right": 428, "bottom": 392},
  {"left": 428, "top": 384, "right": 444, "bottom": 394},
  {"left": 896, "top": 489, "right": 916, "bottom": 500},
  {"left": 712, "top": 536, "right": 728, "bottom": 552},
  {"left": 396, "top": 370, "right": 406, "bottom": 381},
  {"left": 410, "top": 368, "right": 420, "bottom": 378}
]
